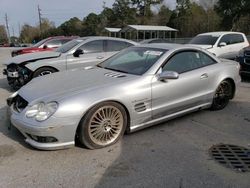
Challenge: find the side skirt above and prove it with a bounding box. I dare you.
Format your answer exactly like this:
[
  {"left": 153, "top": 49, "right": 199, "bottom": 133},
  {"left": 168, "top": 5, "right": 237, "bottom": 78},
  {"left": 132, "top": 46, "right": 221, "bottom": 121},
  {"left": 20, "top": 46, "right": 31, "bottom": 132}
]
[{"left": 129, "top": 103, "right": 211, "bottom": 133}]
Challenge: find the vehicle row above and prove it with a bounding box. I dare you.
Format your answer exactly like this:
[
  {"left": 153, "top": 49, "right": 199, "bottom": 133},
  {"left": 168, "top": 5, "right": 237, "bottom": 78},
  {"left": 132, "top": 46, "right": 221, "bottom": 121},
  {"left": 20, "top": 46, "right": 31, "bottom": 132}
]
[
  {"left": 3, "top": 37, "right": 138, "bottom": 90},
  {"left": 5, "top": 42, "right": 240, "bottom": 150}
]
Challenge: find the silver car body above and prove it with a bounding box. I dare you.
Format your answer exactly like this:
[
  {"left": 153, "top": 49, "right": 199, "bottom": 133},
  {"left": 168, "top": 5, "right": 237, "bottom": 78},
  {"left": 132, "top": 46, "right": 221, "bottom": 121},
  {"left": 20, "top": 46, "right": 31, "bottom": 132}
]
[
  {"left": 8, "top": 44, "right": 241, "bottom": 150},
  {"left": 4, "top": 37, "right": 138, "bottom": 72}
]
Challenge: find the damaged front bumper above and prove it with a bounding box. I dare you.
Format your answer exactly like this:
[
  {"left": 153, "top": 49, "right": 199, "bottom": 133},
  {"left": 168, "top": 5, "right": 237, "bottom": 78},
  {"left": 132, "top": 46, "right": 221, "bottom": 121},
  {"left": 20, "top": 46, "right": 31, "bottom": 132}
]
[{"left": 4, "top": 64, "right": 33, "bottom": 90}]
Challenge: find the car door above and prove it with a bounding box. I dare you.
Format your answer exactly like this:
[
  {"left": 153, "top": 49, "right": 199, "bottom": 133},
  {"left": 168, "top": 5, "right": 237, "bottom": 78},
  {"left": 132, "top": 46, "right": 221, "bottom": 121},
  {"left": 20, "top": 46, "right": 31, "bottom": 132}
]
[
  {"left": 105, "top": 40, "right": 134, "bottom": 59},
  {"left": 216, "top": 34, "right": 234, "bottom": 59},
  {"left": 229, "top": 34, "right": 247, "bottom": 59},
  {"left": 151, "top": 50, "right": 217, "bottom": 120},
  {"left": 66, "top": 40, "right": 106, "bottom": 69}
]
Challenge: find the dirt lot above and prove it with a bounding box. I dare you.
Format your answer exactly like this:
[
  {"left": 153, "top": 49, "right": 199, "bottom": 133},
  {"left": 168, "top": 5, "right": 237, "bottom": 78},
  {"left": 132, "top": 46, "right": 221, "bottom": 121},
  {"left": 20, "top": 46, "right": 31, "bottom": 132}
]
[{"left": 0, "top": 48, "right": 249, "bottom": 188}]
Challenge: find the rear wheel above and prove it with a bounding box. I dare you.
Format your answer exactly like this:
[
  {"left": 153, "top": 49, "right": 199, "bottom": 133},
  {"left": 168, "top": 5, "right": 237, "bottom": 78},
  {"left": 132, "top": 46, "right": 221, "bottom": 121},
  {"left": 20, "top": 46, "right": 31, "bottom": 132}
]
[
  {"left": 210, "top": 80, "right": 233, "bottom": 110},
  {"left": 33, "top": 67, "right": 57, "bottom": 78},
  {"left": 78, "top": 102, "right": 127, "bottom": 149}
]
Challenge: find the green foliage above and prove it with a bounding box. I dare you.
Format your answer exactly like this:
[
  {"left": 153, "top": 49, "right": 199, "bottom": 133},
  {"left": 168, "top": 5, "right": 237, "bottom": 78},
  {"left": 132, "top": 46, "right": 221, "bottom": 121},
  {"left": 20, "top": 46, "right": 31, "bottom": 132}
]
[
  {"left": 112, "top": 0, "right": 137, "bottom": 27},
  {"left": 0, "top": 25, "right": 8, "bottom": 43},
  {"left": 215, "top": 0, "right": 250, "bottom": 30},
  {"left": 20, "top": 24, "right": 39, "bottom": 43},
  {"left": 18, "top": 0, "right": 250, "bottom": 42},
  {"left": 169, "top": 0, "right": 221, "bottom": 37},
  {"left": 59, "top": 17, "right": 84, "bottom": 36}
]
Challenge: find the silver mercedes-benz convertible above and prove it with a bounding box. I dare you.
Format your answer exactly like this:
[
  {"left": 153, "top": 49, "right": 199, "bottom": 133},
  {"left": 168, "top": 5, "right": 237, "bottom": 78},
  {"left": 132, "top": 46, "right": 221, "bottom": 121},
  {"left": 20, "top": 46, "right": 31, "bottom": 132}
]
[{"left": 7, "top": 44, "right": 240, "bottom": 150}]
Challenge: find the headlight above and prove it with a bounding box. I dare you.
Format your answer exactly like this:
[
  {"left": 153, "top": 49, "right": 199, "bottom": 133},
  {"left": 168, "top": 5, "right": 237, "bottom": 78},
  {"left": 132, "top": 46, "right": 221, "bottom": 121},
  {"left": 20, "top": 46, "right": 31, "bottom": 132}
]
[{"left": 26, "top": 102, "right": 58, "bottom": 122}]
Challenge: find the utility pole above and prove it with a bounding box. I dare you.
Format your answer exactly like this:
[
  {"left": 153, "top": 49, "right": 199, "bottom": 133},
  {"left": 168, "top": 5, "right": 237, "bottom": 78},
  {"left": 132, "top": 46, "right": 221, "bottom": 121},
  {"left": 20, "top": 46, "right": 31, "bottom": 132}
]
[
  {"left": 12, "top": 26, "right": 14, "bottom": 37},
  {"left": 18, "top": 23, "right": 21, "bottom": 37},
  {"left": 38, "top": 5, "right": 42, "bottom": 33},
  {"left": 5, "top": 13, "right": 11, "bottom": 43}
]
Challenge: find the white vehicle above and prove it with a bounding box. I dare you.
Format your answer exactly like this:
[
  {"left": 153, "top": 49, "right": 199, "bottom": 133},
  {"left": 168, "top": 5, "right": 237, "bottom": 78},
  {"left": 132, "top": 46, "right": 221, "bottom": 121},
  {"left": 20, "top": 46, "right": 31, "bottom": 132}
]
[{"left": 189, "top": 32, "right": 249, "bottom": 59}]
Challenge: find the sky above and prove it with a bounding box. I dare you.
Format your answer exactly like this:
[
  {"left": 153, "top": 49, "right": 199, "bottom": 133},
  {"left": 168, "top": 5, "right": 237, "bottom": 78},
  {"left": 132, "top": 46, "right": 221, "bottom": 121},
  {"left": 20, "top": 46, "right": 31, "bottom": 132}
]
[{"left": 0, "top": 0, "right": 176, "bottom": 37}]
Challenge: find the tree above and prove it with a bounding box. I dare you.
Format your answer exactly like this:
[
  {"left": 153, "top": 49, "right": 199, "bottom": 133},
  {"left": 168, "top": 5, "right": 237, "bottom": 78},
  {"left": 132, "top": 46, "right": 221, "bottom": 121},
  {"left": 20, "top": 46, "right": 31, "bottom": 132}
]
[
  {"left": 112, "top": 0, "right": 137, "bottom": 27},
  {"left": 155, "top": 5, "right": 173, "bottom": 25},
  {"left": 59, "top": 17, "right": 83, "bottom": 36},
  {"left": 20, "top": 24, "right": 39, "bottom": 43},
  {"left": 82, "top": 13, "right": 100, "bottom": 36},
  {"left": 40, "top": 18, "right": 55, "bottom": 34},
  {"left": 168, "top": 0, "right": 219, "bottom": 37},
  {"left": 0, "top": 25, "right": 8, "bottom": 43},
  {"left": 215, "top": 0, "right": 250, "bottom": 30},
  {"left": 131, "top": 0, "right": 163, "bottom": 24}
]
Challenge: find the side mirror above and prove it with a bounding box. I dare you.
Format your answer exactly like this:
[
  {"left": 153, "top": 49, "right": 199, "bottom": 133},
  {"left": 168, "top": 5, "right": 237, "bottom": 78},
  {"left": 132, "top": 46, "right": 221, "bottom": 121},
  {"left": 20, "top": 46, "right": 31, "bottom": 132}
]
[
  {"left": 218, "top": 42, "right": 227, "bottom": 47},
  {"left": 43, "top": 45, "right": 48, "bottom": 49},
  {"left": 158, "top": 71, "right": 179, "bottom": 81},
  {"left": 73, "top": 49, "right": 84, "bottom": 57}
]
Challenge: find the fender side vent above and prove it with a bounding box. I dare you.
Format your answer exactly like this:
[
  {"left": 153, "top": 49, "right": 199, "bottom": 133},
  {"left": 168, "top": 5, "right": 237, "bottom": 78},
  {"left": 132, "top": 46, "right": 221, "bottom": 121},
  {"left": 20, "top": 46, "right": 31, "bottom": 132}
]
[
  {"left": 104, "top": 72, "right": 126, "bottom": 78},
  {"left": 134, "top": 103, "right": 146, "bottom": 112}
]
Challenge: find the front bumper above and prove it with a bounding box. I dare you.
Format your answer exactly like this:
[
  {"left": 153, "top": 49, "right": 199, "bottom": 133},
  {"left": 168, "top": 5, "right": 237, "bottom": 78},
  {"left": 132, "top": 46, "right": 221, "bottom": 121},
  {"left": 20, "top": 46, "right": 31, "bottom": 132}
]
[
  {"left": 237, "top": 56, "right": 250, "bottom": 76},
  {"left": 8, "top": 106, "right": 80, "bottom": 150}
]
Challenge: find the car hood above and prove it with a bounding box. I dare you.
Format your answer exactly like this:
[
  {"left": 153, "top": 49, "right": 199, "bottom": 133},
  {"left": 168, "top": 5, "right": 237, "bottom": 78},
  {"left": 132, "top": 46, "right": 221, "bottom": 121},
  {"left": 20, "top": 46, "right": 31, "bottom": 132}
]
[
  {"left": 5, "top": 51, "right": 61, "bottom": 65},
  {"left": 14, "top": 47, "right": 39, "bottom": 52},
  {"left": 18, "top": 67, "right": 135, "bottom": 103},
  {"left": 188, "top": 44, "right": 213, "bottom": 49}
]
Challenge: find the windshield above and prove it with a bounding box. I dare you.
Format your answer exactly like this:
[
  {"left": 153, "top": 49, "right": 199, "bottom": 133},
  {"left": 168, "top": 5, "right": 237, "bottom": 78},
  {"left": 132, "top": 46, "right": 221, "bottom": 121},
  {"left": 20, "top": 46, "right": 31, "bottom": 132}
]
[
  {"left": 33, "top": 38, "right": 47, "bottom": 47},
  {"left": 98, "top": 47, "right": 167, "bottom": 75},
  {"left": 189, "top": 35, "right": 219, "bottom": 45},
  {"left": 55, "top": 39, "right": 83, "bottom": 53}
]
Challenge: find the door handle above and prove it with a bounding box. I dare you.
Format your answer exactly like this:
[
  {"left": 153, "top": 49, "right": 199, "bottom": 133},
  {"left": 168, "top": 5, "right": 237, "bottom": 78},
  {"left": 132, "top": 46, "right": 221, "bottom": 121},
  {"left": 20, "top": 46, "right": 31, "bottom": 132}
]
[
  {"left": 97, "top": 56, "right": 104, "bottom": 59},
  {"left": 200, "top": 73, "right": 208, "bottom": 79}
]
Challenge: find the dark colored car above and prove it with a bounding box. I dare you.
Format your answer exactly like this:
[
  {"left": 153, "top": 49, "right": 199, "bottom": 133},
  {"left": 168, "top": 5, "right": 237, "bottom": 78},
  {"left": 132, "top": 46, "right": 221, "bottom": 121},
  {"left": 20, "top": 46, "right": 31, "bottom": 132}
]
[
  {"left": 237, "top": 46, "right": 250, "bottom": 77},
  {"left": 11, "top": 36, "right": 78, "bottom": 57}
]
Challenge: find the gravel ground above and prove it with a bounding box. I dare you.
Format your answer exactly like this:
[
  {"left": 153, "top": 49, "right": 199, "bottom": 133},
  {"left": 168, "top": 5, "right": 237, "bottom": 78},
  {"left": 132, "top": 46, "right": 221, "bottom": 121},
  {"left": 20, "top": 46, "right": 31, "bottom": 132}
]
[{"left": 0, "top": 48, "right": 249, "bottom": 188}]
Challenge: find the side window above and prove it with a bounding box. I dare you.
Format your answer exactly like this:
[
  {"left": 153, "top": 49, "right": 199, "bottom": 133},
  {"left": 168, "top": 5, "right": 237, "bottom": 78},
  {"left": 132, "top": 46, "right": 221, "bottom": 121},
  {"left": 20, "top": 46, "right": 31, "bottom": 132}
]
[
  {"left": 106, "top": 40, "right": 133, "bottom": 52},
  {"left": 45, "top": 39, "right": 62, "bottom": 48},
  {"left": 60, "top": 39, "right": 72, "bottom": 44},
  {"left": 79, "top": 40, "right": 104, "bottom": 53},
  {"left": 219, "top": 34, "right": 231, "bottom": 45},
  {"left": 219, "top": 34, "right": 244, "bottom": 45},
  {"left": 230, "top": 34, "right": 244, "bottom": 44},
  {"left": 199, "top": 52, "right": 217, "bottom": 66},
  {"left": 162, "top": 51, "right": 202, "bottom": 74}
]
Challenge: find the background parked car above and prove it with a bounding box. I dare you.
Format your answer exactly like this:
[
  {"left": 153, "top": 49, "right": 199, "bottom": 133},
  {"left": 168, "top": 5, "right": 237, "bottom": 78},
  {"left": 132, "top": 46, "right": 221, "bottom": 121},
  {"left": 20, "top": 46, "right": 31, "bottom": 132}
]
[
  {"left": 237, "top": 46, "right": 250, "bottom": 78},
  {"left": 140, "top": 38, "right": 172, "bottom": 44},
  {"left": 11, "top": 36, "right": 78, "bottom": 57},
  {"left": 189, "top": 32, "right": 249, "bottom": 59},
  {"left": 3, "top": 36, "right": 138, "bottom": 90}
]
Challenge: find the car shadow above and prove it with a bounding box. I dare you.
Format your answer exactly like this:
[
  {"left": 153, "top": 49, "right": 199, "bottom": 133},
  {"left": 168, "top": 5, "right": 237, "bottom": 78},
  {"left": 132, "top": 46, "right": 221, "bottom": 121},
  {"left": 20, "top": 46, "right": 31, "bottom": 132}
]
[
  {"left": 94, "top": 100, "right": 250, "bottom": 188},
  {"left": 0, "top": 106, "right": 33, "bottom": 149},
  {"left": 0, "top": 77, "right": 13, "bottom": 92}
]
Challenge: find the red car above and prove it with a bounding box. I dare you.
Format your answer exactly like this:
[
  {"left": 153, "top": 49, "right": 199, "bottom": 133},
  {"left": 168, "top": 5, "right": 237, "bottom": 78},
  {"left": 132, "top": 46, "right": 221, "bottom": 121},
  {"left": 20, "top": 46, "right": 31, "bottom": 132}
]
[{"left": 11, "top": 36, "right": 78, "bottom": 57}]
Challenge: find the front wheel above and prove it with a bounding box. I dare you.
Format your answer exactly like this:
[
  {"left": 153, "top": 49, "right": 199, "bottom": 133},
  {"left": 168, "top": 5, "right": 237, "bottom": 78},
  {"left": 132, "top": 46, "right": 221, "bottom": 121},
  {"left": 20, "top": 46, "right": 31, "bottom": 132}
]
[
  {"left": 78, "top": 102, "right": 127, "bottom": 149},
  {"left": 210, "top": 80, "right": 233, "bottom": 111},
  {"left": 33, "top": 67, "right": 57, "bottom": 78}
]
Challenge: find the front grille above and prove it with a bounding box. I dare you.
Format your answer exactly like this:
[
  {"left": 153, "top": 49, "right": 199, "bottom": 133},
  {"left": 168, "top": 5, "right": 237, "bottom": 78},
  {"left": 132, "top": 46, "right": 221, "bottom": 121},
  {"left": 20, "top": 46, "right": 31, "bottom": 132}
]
[{"left": 13, "top": 95, "right": 28, "bottom": 113}]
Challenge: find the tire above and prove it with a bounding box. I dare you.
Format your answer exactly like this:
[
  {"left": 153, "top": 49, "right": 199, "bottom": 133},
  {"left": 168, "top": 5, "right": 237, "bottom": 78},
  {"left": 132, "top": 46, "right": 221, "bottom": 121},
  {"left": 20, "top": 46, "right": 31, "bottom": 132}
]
[
  {"left": 78, "top": 102, "right": 127, "bottom": 149},
  {"left": 33, "top": 67, "right": 57, "bottom": 78},
  {"left": 210, "top": 80, "right": 233, "bottom": 111}
]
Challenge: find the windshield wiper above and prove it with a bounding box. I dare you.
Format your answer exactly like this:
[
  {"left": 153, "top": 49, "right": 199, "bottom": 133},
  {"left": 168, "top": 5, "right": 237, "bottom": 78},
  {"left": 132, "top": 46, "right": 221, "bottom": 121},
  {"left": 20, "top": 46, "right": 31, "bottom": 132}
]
[{"left": 103, "top": 67, "right": 129, "bottom": 74}]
